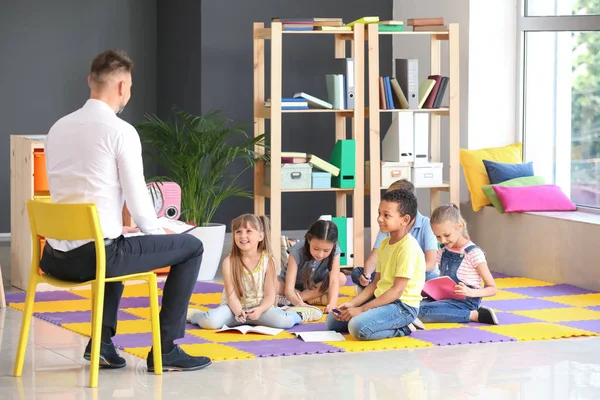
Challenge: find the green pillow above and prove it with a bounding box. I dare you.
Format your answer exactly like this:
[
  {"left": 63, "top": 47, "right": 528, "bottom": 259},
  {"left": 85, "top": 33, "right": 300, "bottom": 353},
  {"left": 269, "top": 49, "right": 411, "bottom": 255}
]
[{"left": 482, "top": 176, "right": 546, "bottom": 213}]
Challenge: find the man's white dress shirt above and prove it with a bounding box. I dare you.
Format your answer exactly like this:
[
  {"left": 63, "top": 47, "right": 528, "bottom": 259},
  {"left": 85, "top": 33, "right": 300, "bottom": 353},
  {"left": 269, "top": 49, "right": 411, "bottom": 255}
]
[{"left": 45, "top": 99, "right": 164, "bottom": 251}]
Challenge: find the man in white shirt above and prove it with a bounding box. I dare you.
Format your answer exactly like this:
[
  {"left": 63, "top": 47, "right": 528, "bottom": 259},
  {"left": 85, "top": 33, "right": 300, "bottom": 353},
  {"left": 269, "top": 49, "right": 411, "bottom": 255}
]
[{"left": 41, "top": 50, "right": 210, "bottom": 372}]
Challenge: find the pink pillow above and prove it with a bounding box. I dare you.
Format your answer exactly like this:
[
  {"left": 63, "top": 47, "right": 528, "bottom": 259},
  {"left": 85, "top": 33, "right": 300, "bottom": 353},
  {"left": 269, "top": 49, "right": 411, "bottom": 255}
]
[{"left": 492, "top": 184, "right": 576, "bottom": 212}]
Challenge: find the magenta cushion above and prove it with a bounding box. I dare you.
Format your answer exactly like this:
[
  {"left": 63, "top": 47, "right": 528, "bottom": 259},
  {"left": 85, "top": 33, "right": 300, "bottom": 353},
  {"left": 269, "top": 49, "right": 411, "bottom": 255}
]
[{"left": 492, "top": 184, "right": 576, "bottom": 212}]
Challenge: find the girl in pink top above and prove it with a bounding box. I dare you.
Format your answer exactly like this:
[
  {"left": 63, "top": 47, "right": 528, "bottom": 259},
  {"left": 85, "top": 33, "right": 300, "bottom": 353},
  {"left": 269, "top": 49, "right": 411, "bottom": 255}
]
[{"left": 418, "top": 204, "right": 499, "bottom": 325}]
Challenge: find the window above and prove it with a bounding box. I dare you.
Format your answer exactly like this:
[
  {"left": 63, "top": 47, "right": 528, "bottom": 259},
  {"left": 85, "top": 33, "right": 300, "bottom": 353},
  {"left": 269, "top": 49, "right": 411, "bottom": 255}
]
[
  {"left": 520, "top": 1, "right": 600, "bottom": 208},
  {"left": 526, "top": 0, "right": 600, "bottom": 16}
]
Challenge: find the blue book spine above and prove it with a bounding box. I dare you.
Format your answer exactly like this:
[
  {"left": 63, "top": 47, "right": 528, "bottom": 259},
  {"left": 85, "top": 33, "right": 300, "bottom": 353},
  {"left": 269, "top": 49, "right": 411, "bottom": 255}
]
[{"left": 384, "top": 77, "right": 394, "bottom": 109}]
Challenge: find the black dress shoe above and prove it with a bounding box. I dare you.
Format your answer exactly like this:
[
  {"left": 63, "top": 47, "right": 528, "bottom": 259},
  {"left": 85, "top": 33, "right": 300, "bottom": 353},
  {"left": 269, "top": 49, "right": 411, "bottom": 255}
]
[
  {"left": 147, "top": 345, "right": 211, "bottom": 372},
  {"left": 83, "top": 338, "right": 127, "bottom": 369}
]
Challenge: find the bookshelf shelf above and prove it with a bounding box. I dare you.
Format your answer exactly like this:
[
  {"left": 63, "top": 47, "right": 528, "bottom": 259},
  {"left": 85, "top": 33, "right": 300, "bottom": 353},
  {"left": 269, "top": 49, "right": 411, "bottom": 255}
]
[
  {"left": 253, "top": 21, "right": 365, "bottom": 269},
  {"left": 366, "top": 23, "right": 460, "bottom": 247},
  {"left": 257, "top": 107, "right": 354, "bottom": 119}
]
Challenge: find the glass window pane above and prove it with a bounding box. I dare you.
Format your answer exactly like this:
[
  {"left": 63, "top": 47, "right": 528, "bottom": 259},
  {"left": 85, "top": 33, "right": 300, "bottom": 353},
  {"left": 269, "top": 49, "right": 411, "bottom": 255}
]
[
  {"left": 524, "top": 31, "right": 600, "bottom": 208},
  {"left": 526, "top": 0, "right": 600, "bottom": 16}
]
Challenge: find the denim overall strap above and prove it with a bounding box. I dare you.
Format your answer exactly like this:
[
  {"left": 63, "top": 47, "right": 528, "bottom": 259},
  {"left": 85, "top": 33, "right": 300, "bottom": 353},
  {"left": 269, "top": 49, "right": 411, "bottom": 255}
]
[{"left": 439, "top": 246, "right": 466, "bottom": 283}]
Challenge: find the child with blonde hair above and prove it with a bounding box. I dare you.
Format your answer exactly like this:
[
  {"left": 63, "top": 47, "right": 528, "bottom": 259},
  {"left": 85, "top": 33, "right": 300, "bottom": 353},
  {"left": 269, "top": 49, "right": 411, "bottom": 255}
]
[
  {"left": 277, "top": 220, "right": 346, "bottom": 314},
  {"left": 188, "top": 214, "right": 322, "bottom": 329},
  {"left": 418, "top": 204, "right": 498, "bottom": 325}
]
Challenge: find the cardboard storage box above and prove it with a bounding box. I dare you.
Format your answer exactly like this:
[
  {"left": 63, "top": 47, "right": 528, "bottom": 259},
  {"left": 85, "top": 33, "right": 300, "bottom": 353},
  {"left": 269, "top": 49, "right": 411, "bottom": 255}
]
[
  {"left": 411, "top": 162, "right": 443, "bottom": 187},
  {"left": 365, "top": 161, "right": 412, "bottom": 188},
  {"left": 265, "top": 163, "right": 312, "bottom": 190}
]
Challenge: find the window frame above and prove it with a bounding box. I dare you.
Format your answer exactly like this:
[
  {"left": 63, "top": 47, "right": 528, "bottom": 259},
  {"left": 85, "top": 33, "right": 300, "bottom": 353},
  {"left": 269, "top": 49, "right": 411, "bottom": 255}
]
[{"left": 517, "top": 0, "right": 600, "bottom": 211}]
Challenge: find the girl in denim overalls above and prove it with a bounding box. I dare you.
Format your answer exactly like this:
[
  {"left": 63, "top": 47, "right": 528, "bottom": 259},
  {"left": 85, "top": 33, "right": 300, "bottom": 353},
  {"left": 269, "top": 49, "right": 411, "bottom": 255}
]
[{"left": 418, "top": 204, "right": 499, "bottom": 325}]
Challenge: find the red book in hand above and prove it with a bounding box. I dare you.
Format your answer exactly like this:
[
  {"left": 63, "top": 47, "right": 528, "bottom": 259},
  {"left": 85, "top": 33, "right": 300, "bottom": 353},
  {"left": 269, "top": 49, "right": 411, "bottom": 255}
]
[{"left": 421, "top": 276, "right": 466, "bottom": 301}]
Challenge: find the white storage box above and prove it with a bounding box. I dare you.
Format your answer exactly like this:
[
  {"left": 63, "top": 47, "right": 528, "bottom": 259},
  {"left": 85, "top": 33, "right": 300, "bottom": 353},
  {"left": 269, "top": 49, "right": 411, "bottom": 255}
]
[
  {"left": 265, "top": 163, "right": 312, "bottom": 190},
  {"left": 411, "top": 162, "right": 443, "bottom": 187},
  {"left": 365, "top": 161, "right": 411, "bottom": 188}
]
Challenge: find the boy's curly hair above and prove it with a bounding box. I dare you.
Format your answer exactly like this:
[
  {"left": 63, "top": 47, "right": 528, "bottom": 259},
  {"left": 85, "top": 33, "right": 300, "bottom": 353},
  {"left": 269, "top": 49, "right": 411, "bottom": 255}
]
[{"left": 381, "top": 188, "right": 418, "bottom": 223}]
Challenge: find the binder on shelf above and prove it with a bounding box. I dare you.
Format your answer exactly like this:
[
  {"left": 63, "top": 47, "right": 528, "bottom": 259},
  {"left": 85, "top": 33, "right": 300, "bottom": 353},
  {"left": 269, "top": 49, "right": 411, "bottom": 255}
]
[
  {"left": 382, "top": 113, "right": 414, "bottom": 164},
  {"left": 346, "top": 217, "right": 354, "bottom": 266},
  {"left": 333, "top": 58, "right": 355, "bottom": 109},
  {"left": 395, "top": 59, "right": 419, "bottom": 109},
  {"left": 329, "top": 139, "right": 356, "bottom": 188},
  {"left": 413, "top": 113, "right": 430, "bottom": 165},
  {"left": 332, "top": 217, "right": 348, "bottom": 266},
  {"left": 325, "top": 74, "right": 345, "bottom": 109}
]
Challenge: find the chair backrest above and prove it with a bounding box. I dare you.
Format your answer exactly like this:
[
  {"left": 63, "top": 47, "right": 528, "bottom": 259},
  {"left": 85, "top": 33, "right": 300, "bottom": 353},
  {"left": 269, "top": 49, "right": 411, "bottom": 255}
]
[
  {"left": 27, "top": 200, "right": 107, "bottom": 279},
  {"left": 27, "top": 201, "right": 103, "bottom": 241}
]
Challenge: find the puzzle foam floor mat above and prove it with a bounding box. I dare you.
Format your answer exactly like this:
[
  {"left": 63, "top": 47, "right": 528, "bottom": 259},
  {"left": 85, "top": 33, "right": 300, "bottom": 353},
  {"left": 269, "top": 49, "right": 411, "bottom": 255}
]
[{"left": 7, "top": 273, "right": 600, "bottom": 361}]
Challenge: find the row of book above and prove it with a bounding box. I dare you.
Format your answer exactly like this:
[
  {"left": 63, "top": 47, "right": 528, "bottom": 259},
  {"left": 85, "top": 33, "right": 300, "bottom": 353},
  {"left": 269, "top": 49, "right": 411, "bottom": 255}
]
[
  {"left": 271, "top": 16, "right": 444, "bottom": 33},
  {"left": 379, "top": 75, "right": 448, "bottom": 110},
  {"left": 407, "top": 17, "right": 448, "bottom": 32}
]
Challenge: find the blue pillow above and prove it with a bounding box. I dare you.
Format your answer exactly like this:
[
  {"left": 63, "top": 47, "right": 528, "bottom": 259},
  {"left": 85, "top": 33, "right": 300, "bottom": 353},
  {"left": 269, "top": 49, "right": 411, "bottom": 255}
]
[{"left": 482, "top": 159, "right": 534, "bottom": 184}]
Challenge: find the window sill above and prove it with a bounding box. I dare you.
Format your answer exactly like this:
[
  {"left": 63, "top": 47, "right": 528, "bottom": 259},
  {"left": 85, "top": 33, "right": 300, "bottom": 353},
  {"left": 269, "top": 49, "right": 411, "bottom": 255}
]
[{"left": 524, "top": 209, "right": 600, "bottom": 225}]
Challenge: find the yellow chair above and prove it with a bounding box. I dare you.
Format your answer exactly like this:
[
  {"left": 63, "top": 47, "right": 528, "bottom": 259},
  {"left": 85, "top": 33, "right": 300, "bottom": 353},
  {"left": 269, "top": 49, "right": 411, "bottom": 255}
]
[{"left": 14, "top": 200, "right": 162, "bottom": 387}]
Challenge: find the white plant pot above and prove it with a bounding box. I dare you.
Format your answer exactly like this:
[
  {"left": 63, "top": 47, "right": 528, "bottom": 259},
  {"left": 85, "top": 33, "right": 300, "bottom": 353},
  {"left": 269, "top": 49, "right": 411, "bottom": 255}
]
[{"left": 187, "top": 223, "right": 226, "bottom": 281}]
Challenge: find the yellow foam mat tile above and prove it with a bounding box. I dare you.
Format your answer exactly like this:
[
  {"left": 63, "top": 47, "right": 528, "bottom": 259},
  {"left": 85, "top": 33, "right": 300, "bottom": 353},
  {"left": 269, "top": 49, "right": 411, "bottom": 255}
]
[
  {"left": 187, "top": 328, "right": 296, "bottom": 342},
  {"left": 513, "top": 307, "right": 600, "bottom": 323},
  {"left": 63, "top": 319, "right": 153, "bottom": 337},
  {"left": 9, "top": 299, "right": 91, "bottom": 313},
  {"left": 70, "top": 284, "right": 163, "bottom": 299},
  {"left": 541, "top": 293, "right": 600, "bottom": 308},
  {"left": 422, "top": 323, "right": 467, "bottom": 330},
  {"left": 124, "top": 343, "right": 255, "bottom": 361},
  {"left": 490, "top": 290, "right": 532, "bottom": 301},
  {"left": 189, "top": 293, "right": 225, "bottom": 305},
  {"left": 339, "top": 286, "right": 357, "bottom": 297},
  {"left": 329, "top": 334, "right": 433, "bottom": 352},
  {"left": 494, "top": 278, "right": 555, "bottom": 289},
  {"left": 478, "top": 322, "right": 598, "bottom": 341}
]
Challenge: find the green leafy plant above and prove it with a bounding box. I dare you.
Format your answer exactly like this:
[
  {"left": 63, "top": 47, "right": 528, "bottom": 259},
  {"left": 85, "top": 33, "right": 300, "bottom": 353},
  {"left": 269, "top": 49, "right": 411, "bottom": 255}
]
[{"left": 137, "top": 108, "right": 266, "bottom": 227}]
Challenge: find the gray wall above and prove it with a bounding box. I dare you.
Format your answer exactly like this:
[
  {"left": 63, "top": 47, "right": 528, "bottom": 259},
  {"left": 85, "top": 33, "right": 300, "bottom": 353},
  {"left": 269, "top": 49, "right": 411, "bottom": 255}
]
[
  {"left": 197, "top": 0, "right": 393, "bottom": 229},
  {"left": 0, "top": 0, "right": 157, "bottom": 233}
]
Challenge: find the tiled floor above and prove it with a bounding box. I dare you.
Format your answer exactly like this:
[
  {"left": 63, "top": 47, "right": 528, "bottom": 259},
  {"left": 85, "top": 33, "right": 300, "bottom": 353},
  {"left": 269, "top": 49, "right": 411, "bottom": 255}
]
[{"left": 2, "top": 240, "right": 600, "bottom": 399}]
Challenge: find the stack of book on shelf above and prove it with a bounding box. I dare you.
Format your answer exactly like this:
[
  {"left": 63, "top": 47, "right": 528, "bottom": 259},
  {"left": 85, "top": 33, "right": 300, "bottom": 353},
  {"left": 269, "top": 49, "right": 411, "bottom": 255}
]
[
  {"left": 345, "top": 16, "right": 379, "bottom": 27},
  {"left": 281, "top": 152, "right": 340, "bottom": 177},
  {"left": 271, "top": 17, "right": 348, "bottom": 31},
  {"left": 407, "top": 17, "right": 447, "bottom": 32},
  {"left": 264, "top": 98, "right": 308, "bottom": 110},
  {"left": 378, "top": 20, "right": 404, "bottom": 32},
  {"left": 378, "top": 75, "right": 448, "bottom": 110},
  {"left": 293, "top": 92, "right": 333, "bottom": 109}
]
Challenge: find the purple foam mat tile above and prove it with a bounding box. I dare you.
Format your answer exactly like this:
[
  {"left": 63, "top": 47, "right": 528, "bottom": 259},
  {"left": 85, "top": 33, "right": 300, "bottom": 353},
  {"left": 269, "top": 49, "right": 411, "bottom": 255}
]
[
  {"left": 483, "top": 298, "right": 571, "bottom": 312},
  {"left": 6, "top": 290, "right": 87, "bottom": 303},
  {"left": 288, "top": 322, "right": 328, "bottom": 333},
  {"left": 502, "top": 284, "right": 596, "bottom": 298},
  {"left": 158, "top": 280, "right": 224, "bottom": 293},
  {"left": 411, "top": 327, "right": 516, "bottom": 346},
  {"left": 491, "top": 271, "right": 515, "bottom": 279},
  {"left": 345, "top": 275, "right": 354, "bottom": 286},
  {"left": 226, "top": 338, "right": 344, "bottom": 357},
  {"left": 118, "top": 296, "right": 163, "bottom": 309},
  {"left": 561, "top": 320, "right": 600, "bottom": 334},
  {"left": 587, "top": 306, "right": 600, "bottom": 312},
  {"left": 113, "top": 332, "right": 209, "bottom": 349},
  {"left": 490, "top": 312, "right": 540, "bottom": 325},
  {"left": 34, "top": 310, "right": 140, "bottom": 325}
]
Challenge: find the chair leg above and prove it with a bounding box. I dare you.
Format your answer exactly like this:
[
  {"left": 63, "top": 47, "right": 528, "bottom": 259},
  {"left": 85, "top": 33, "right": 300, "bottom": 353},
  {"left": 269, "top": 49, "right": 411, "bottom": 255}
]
[
  {"left": 13, "top": 278, "right": 39, "bottom": 376},
  {"left": 89, "top": 280, "right": 105, "bottom": 388},
  {"left": 147, "top": 274, "right": 162, "bottom": 374}
]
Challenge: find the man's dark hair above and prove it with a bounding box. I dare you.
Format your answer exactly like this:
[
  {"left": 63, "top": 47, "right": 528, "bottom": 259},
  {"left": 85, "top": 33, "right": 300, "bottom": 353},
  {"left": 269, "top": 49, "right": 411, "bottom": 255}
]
[
  {"left": 90, "top": 50, "right": 134, "bottom": 85},
  {"left": 381, "top": 188, "right": 418, "bottom": 223}
]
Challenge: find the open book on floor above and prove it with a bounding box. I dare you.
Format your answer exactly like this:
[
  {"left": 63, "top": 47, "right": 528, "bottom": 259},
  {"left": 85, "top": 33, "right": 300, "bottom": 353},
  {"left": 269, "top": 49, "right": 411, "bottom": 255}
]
[
  {"left": 421, "top": 276, "right": 466, "bottom": 301},
  {"left": 294, "top": 331, "right": 346, "bottom": 342},
  {"left": 216, "top": 324, "right": 284, "bottom": 336}
]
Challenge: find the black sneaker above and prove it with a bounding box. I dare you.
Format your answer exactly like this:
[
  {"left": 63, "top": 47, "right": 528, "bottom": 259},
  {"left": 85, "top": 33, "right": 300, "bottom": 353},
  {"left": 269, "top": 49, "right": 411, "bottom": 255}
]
[
  {"left": 83, "top": 339, "right": 127, "bottom": 369},
  {"left": 147, "top": 345, "right": 212, "bottom": 372},
  {"left": 477, "top": 306, "right": 499, "bottom": 325}
]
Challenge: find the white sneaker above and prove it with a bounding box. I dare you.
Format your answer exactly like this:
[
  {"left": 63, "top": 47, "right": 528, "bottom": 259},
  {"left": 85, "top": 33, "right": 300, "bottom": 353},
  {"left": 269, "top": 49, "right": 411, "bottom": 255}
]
[
  {"left": 186, "top": 307, "right": 201, "bottom": 323},
  {"left": 287, "top": 305, "right": 324, "bottom": 322},
  {"left": 412, "top": 317, "right": 426, "bottom": 330},
  {"left": 276, "top": 295, "right": 292, "bottom": 307}
]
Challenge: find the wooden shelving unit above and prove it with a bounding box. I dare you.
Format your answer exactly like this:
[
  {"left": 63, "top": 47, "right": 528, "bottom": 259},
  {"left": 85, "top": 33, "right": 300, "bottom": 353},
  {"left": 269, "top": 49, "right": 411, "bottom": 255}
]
[
  {"left": 10, "top": 135, "right": 49, "bottom": 290},
  {"left": 366, "top": 23, "right": 460, "bottom": 247},
  {"left": 253, "top": 22, "right": 365, "bottom": 268}
]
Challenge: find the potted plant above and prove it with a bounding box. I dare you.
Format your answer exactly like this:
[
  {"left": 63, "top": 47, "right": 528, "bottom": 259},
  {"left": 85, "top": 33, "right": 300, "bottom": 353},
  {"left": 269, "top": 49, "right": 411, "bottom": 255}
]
[{"left": 137, "top": 108, "right": 266, "bottom": 280}]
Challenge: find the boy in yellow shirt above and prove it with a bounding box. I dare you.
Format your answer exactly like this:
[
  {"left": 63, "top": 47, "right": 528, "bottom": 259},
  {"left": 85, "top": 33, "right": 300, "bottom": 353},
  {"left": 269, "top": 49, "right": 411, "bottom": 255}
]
[{"left": 327, "top": 189, "right": 426, "bottom": 340}]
